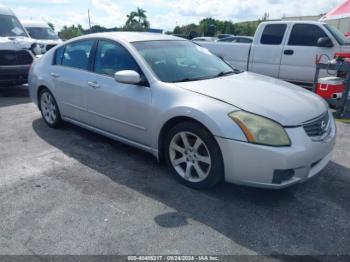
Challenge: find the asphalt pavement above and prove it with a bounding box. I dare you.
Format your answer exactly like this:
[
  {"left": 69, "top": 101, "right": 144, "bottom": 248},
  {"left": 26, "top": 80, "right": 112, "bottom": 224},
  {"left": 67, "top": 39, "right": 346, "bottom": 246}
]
[{"left": 0, "top": 86, "right": 349, "bottom": 257}]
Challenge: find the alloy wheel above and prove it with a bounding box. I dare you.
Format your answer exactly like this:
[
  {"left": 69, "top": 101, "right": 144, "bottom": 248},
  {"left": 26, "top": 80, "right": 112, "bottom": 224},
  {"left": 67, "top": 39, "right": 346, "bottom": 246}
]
[
  {"left": 169, "top": 131, "right": 212, "bottom": 183},
  {"left": 40, "top": 91, "right": 57, "bottom": 125}
]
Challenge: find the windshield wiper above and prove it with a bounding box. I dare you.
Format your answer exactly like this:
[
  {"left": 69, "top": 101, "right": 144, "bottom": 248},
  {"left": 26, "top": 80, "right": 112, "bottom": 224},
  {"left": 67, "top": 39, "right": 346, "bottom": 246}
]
[
  {"left": 172, "top": 70, "right": 240, "bottom": 83},
  {"left": 172, "top": 76, "right": 210, "bottom": 83},
  {"left": 216, "top": 71, "right": 235, "bottom": 77}
]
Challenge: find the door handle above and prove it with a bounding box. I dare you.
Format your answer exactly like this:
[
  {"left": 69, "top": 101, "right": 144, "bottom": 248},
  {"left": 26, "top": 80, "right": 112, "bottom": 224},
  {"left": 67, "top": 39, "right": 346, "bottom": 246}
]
[
  {"left": 87, "top": 81, "right": 100, "bottom": 89},
  {"left": 284, "top": 50, "right": 294, "bottom": 55},
  {"left": 51, "top": 72, "right": 60, "bottom": 78}
]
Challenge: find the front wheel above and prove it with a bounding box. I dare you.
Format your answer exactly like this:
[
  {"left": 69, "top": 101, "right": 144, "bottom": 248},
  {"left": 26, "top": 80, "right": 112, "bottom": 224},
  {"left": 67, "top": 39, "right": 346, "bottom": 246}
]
[
  {"left": 164, "top": 122, "right": 224, "bottom": 189},
  {"left": 39, "top": 89, "right": 63, "bottom": 128}
]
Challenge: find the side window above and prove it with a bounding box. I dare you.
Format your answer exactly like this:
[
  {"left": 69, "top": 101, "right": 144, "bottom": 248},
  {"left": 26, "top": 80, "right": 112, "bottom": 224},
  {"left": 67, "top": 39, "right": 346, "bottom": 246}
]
[
  {"left": 61, "top": 40, "right": 94, "bottom": 70},
  {"left": 221, "top": 37, "right": 234, "bottom": 42},
  {"left": 288, "top": 24, "right": 328, "bottom": 46},
  {"left": 54, "top": 46, "right": 64, "bottom": 65},
  {"left": 94, "top": 40, "right": 140, "bottom": 77},
  {"left": 261, "top": 24, "right": 287, "bottom": 45},
  {"left": 238, "top": 38, "right": 252, "bottom": 43}
]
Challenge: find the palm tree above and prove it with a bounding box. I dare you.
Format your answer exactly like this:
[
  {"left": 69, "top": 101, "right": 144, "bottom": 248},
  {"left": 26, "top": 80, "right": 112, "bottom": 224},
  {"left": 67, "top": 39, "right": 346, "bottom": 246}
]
[{"left": 124, "top": 8, "right": 150, "bottom": 31}]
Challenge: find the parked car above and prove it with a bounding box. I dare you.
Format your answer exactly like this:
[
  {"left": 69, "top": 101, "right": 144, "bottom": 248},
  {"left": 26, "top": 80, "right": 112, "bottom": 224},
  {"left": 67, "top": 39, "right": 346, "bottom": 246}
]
[
  {"left": 22, "top": 20, "right": 62, "bottom": 53},
  {"left": 0, "top": 5, "right": 38, "bottom": 87},
  {"left": 217, "top": 36, "right": 253, "bottom": 43},
  {"left": 217, "top": 34, "right": 234, "bottom": 39},
  {"left": 29, "top": 32, "right": 336, "bottom": 189},
  {"left": 192, "top": 37, "right": 218, "bottom": 42},
  {"left": 198, "top": 21, "right": 350, "bottom": 88}
]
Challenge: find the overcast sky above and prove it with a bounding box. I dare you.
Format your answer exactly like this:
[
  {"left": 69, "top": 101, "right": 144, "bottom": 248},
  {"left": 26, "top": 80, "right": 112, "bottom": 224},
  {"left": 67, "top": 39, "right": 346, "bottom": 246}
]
[{"left": 0, "top": 0, "right": 344, "bottom": 31}]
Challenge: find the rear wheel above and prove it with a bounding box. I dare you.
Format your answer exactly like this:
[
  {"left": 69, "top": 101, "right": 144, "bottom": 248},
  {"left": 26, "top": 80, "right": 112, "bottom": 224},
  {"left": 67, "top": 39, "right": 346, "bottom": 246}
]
[
  {"left": 39, "top": 89, "right": 63, "bottom": 128},
  {"left": 164, "top": 122, "right": 224, "bottom": 189}
]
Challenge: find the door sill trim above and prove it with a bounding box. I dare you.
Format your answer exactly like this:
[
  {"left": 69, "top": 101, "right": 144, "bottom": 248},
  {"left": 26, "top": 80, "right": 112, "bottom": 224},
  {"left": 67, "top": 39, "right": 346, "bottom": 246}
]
[{"left": 62, "top": 116, "right": 156, "bottom": 156}]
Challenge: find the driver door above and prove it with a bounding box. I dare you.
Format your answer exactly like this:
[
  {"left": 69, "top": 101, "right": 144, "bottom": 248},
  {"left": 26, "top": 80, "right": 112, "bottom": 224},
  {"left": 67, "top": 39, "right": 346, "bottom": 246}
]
[
  {"left": 279, "top": 23, "right": 337, "bottom": 85},
  {"left": 85, "top": 40, "right": 152, "bottom": 146}
]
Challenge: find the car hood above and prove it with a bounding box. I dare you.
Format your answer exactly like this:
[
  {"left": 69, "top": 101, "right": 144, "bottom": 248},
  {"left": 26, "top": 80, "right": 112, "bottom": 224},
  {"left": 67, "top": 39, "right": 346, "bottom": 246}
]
[
  {"left": 0, "top": 36, "right": 34, "bottom": 50},
  {"left": 35, "top": 39, "right": 62, "bottom": 45},
  {"left": 174, "top": 72, "right": 328, "bottom": 126}
]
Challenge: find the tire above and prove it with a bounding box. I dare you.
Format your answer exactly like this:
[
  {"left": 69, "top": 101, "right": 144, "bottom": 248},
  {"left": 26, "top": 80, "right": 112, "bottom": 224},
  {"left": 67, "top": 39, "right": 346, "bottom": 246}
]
[
  {"left": 164, "top": 121, "right": 224, "bottom": 189},
  {"left": 39, "top": 88, "right": 63, "bottom": 128}
]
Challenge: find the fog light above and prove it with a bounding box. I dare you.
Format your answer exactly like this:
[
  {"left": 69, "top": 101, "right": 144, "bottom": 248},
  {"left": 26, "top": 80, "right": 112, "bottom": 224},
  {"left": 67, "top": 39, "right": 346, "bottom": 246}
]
[{"left": 272, "top": 169, "right": 295, "bottom": 184}]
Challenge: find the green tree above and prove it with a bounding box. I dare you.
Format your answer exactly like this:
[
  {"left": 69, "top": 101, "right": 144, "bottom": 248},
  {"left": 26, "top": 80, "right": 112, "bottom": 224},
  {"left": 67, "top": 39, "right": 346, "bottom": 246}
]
[
  {"left": 59, "top": 24, "right": 83, "bottom": 40},
  {"left": 124, "top": 8, "right": 150, "bottom": 31},
  {"left": 47, "top": 22, "right": 55, "bottom": 31},
  {"left": 169, "top": 17, "right": 263, "bottom": 37},
  {"left": 90, "top": 25, "right": 108, "bottom": 33}
]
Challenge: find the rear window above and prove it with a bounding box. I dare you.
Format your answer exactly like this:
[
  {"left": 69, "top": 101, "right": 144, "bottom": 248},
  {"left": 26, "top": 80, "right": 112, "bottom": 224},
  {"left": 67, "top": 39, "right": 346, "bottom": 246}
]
[
  {"left": 288, "top": 24, "right": 328, "bottom": 46},
  {"left": 261, "top": 24, "right": 287, "bottom": 45}
]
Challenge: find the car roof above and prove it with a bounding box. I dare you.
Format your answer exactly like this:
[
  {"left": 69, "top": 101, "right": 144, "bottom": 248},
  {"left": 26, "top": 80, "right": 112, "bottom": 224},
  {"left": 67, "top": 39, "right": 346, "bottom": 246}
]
[
  {"left": 261, "top": 20, "right": 326, "bottom": 26},
  {"left": 75, "top": 32, "right": 183, "bottom": 43},
  {"left": 0, "top": 5, "right": 15, "bottom": 16},
  {"left": 228, "top": 36, "right": 253, "bottom": 39},
  {"left": 22, "top": 20, "right": 50, "bottom": 28}
]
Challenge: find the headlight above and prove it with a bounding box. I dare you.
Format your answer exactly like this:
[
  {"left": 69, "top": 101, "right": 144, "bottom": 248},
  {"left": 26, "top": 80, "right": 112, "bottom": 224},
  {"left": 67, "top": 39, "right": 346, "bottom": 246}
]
[
  {"left": 30, "top": 43, "right": 42, "bottom": 55},
  {"left": 229, "top": 111, "right": 291, "bottom": 146}
]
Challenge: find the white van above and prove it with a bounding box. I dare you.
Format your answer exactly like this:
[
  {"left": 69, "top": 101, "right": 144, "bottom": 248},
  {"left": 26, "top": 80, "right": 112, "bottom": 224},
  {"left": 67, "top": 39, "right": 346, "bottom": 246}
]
[
  {"left": 22, "top": 20, "right": 62, "bottom": 53},
  {"left": 0, "top": 5, "right": 38, "bottom": 87}
]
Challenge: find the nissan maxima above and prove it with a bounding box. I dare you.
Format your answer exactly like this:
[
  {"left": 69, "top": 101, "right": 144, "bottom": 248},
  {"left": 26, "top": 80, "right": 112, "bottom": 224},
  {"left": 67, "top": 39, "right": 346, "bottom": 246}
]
[{"left": 28, "top": 32, "right": 336, "bottom": 189}]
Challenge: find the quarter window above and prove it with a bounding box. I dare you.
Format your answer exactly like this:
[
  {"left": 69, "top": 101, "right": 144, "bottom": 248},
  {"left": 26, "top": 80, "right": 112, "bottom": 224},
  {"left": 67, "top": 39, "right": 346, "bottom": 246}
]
[
  {"left": 94, "top": 40, "right": 140, "bottom": 77},
  {"left": 61, "top": 40, "right": 94, "bottom": 70},
  {"left": 54, "top": 46, "right": 64, "bottom": 65},
  {"left": 288, "top": 24, "right": 328, "bottom": 46},
  {"left": 261, "top": 24, "right": 287, "bottom": 45}
]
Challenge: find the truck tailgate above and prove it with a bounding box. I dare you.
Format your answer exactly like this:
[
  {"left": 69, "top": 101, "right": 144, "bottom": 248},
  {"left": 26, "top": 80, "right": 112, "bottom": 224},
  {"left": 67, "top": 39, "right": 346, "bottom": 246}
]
[{"left": 197, "top": 42, "right": 251, "bottom": 71}]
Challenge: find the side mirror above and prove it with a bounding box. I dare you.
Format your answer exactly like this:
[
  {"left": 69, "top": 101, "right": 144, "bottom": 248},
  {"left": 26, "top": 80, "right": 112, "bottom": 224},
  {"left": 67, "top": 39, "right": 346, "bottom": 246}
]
[
  {"left": 114, "top": 70, "right": 141, "bottom": 85},
  {"left": 317, "top": 37, "right": 334, "bottom": 48}
]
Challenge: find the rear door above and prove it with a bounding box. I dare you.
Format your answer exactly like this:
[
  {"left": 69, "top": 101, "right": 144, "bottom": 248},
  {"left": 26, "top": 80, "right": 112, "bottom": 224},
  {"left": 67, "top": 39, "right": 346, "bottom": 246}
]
[
  {"left": 51, "top": 39, "right": 95, "bottom": 123},
  {"left": 249, "top": 23, "right": 287, "bottom": 78},
  {"left": 279, "top": 23, "right": 336, "bottom": 86}
]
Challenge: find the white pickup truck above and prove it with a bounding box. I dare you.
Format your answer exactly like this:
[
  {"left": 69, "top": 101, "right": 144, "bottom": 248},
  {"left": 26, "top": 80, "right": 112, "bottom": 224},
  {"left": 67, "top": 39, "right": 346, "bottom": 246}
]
[
  {"left": 0, "top": 5, "right": 39, "bottom": 87},
  {"left": 197, "top": 21, "right": 350, "bottom": 88}
]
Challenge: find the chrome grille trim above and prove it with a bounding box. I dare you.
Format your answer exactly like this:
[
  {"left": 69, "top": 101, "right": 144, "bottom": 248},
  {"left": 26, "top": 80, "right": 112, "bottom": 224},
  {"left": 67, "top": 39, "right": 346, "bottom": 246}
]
[{"left": 303, "top": 112, "right": 331, "bottom": 141}]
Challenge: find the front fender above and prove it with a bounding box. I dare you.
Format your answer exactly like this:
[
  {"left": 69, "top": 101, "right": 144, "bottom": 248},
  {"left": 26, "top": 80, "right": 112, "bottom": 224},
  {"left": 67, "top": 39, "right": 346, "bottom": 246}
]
[{"left": 151, "top": 88, "right": 248, "bottom": 152}]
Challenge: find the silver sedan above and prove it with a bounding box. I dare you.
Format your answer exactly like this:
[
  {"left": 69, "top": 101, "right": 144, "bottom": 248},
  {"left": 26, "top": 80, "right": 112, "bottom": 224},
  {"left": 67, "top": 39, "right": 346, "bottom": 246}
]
[{"left": 28, "top": 32, "right": 336, "bottom": 189}]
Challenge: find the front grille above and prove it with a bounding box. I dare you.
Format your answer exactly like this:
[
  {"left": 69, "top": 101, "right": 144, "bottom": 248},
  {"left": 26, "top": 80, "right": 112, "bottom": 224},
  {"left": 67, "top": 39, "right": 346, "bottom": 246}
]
[
  {"left": 0, "top": 50, "right": 17, "bottom": 65},
  {"left": 16, "top": 50, "right": 33, "bottom": 65},
  {"left": 303, "top": 112, "right": 330, "bottom": 138},
  {"left": 0, "top": 50, "right": 33, "bottom": 66}
]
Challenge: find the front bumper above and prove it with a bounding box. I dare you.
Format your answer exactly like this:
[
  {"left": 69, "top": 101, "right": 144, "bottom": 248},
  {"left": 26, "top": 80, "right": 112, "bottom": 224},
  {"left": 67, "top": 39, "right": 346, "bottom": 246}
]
[
  {"left": 216, "top": 115, "right": 336, "bottom": 189},
  {"left": 0, "top": 65, "right": 31, "bottom": 86}
]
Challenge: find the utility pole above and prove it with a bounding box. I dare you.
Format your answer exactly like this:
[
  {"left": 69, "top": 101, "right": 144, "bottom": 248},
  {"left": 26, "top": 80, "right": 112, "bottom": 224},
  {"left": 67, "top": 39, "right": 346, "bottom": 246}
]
[{"left": 88, "top": 8, "right": 92, "bottom": 33}]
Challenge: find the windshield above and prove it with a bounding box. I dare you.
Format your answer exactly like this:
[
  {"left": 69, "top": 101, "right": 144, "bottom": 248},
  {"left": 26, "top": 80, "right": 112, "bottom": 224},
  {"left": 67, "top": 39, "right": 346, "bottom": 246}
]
[
  {"left": 0, "top": 14, "right": 28, "bottom": 37},
  {"left": 26, "top": 27, "right": 59, "bottom": 40},
  {"left": 324, "top": 24, "right": 350, "bottom": 45},
  {"left": 132, "top": 40, "right": 237, "bottom": 83}
]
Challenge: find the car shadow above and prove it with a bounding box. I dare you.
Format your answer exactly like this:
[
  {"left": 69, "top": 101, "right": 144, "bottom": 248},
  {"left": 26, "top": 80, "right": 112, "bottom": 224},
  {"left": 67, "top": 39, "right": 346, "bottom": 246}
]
[
  {"left": 32, "top": 118, "right": 350, "bottom": 256},
  {"left": 0, "top": 85, "right": 31, "bottom": 108}
]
